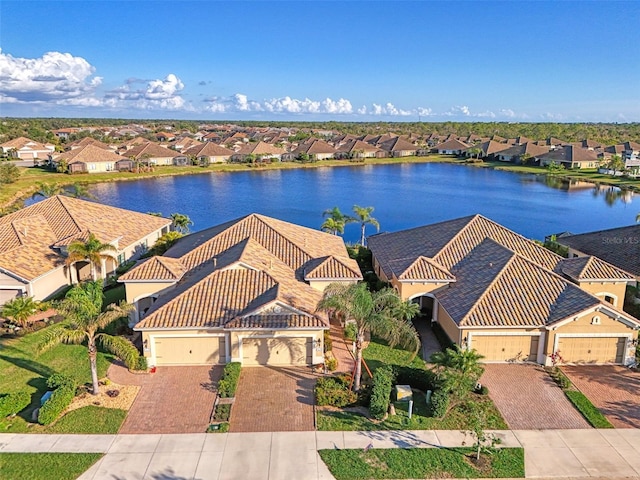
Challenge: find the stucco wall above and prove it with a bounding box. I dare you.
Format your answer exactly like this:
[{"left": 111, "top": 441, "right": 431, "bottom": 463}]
[
  {"left": 577, "top": 281, "right": 627, "bottom": 308},
  {"left": 436, "top": 304, "right": 460, "bottom": 345},
  {"left": 398, "top": 282, "right": 449, "bottom": 301},
  {"left": 124, "top": 282, "right": 176, "bottom": 303},
  {"left": 32, "top": 267, "right": 70, "bottom": 301}
]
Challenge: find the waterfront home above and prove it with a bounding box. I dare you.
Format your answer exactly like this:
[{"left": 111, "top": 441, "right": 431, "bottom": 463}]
[
  {"left": 183, "top": 142, "right": 234, "bottom": 164},
  {"left": 494, "top": 142, "right": 549, "bottom": 163},
  {"left": 0, "top": 137, "right": 55, "bottom": 160},
  {"left": 378, "top": 136, "right": 418, "bottom": 157},
  {"left": 52, "top": 145, "right": 128, "bottom": 173},
  {"left": 286, "top": 139, "right": 337, "bottom": 160},
  {"left": 468, "top": 140, "right": 511, "bottom": 159},
  {"left": 536, "top": 145, "right": 600, "bottom": 169},
  {"left": 0, "top": 196, "right": 171, "bottom": 304},
  {"left": 335, "top": 139, "right": 383, "bottom": 159},
  {"left": 367, "top": 215, "right": 639, "bottom": 366},
  {"left": 119, "top": 214, "right": 362, "bottom": 367},
  {"left": 434, "top": 138, "right": 470, "bottom": 155},
  {"left": 126, "top": 142, "right": 179, "bottom": 166},
  {"left": 230, "top": 141, "right": 285, "bottom": 162},
  {"left": 169, "top": 137, "right": 202, "bottom": 153}
]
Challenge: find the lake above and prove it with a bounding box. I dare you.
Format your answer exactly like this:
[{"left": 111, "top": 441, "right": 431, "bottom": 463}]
[{"left": 87, "top": 163, "right": 638, "bottom": 244}]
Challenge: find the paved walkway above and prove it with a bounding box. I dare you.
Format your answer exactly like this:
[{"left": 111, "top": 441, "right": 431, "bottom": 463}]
[
  {"left": 229, "top": 367, "right": 316, "bottom": 432},
  {"left": 328, "top": 320, "right": 355, "bottom": 373},
  {"left": 1, "top": 429, "right": 640, "bottom": 479},
  {"left": 412, "top": 318, "right": 443, "bottom": 362},
  {"left": 563, "top": 365, "right": 640, "bottom": 429},
  {"left": 480, "top": 364, "right": 590, "bottom": 429},
  {"left": 109, "top": 363, "right": 222, "bottom": 434}
]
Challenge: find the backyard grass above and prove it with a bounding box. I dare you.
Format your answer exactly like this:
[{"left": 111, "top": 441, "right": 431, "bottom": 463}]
[
  {"left": 0, "top": 326, "right": 114, "bottom": 432},
  {"left": 45, "top": 406, "right": 127, "bottom": 434},
  {"left": 564, "top": 390, "right": 614, "bottom": 429},
  {"left": 319, "top": 447, "right": 525, "bottom": 479},
  {"left": 0, "top": 453, "right": 102, "bottom": 480}
]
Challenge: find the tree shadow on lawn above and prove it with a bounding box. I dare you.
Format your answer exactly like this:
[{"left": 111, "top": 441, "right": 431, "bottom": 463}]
[
  {"left": 0, "top": 353, "right": 54, "bottom": 379},
  {"left": 597, "top": 399, "right": 640, "bottom": 429}
]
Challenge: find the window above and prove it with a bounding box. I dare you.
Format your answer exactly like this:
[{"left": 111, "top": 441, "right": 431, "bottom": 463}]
[
  {"left": 591, "top": 316, "right": 601, "bottom": 325},
  {"left": 117, "top": 253, "right": 125, "bottom": 265},
  {"left": 604, "top": 295, "right": 614, "bottom": 305}
]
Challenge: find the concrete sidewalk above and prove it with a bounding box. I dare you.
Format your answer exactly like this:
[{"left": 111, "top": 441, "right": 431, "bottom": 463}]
[{"left": 1, "top": 429, "right": 639, "bottom": 479}]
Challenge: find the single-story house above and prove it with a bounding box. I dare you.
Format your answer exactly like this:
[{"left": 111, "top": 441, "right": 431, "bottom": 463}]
[
  {"left": 119, "top": 214, "right": 362, "bottom": 367},
  {"left": 434, "top": 139, "right": 470, "bottom": 155},
  {"left": 0, "top": 137, "right": 55, "bottom": 160},
  {"left": 52, "top": 145, "right": 128, "bottom": 173},
  {"left": 335, "top": 139, "right": 384, "bottom": 159},
  {"left": 0, "top": 196, "right": 171, "bottom": 305},
  {"left": 378, "top": 136, "right": 418, "bottom": 157},
  {"left": 536, "top": 145, "right": 600, "bottom": 169},
  {"left": 183, "top": 142, "right": 234, "bottom": 164},
  {"left": 367, "top": 214, "right": 639, "bottom": 366},
  {"left": 126, "top": 142, "right": 179, "bottom": 166},
  {"left": 494, "top": 142, "right": 549, "bottom": 163},
  {"left": 230, "top": 141, "right": 285, "bottom": 162},
  {"left": 285, "top": 139, "right": 337, "bottom": 161}
]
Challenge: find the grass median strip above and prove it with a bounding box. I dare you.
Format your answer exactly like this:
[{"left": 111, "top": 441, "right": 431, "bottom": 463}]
[
  {"left": 564, "top": 390, "right": 614, "bottom": 428},
  {"left": 0, "top": 453, "right": 103, "bottom": 480},
  {"left": 319, "top": 447, "right": 525, "bottom": 479}
]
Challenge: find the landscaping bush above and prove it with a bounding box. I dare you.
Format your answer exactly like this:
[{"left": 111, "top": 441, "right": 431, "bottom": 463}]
[
  {"left": 324, "top": 329, "right": 332, "bottom": 352},
  {"left": 344, "top": 322, "right": 357, "bottom": 342},
  {"left": 369, "top": 366, "right": 395, "bottom": 420},
  {"left": 315, "top": 376, "right": 357, "bottom": 407},
  {"left": 46, "top": 373, "right": 76, "bottom": 391},
  {"left": 394, "top": 366, "right": 436, "bottom": 393},
  {"left": 212, "top": 403, "right": 231, "bottom": 422},
  {"left": 428, "top": 388, "right": 450, "bottom": 418},
  {"left": 0, "top": 391, "right": 31, "bottom": 417},
  {"left": 218, "top": 362, "right": 241, "bottom": 398},
  {"left": 474, "top": 384, "right": 489, "bottom": 395},
  {"left": 564, "top": 390, "right": 614, "bottom": 428},
  {"left": 133, "top": 355, "right": 148, "bottom": 371},
  {"left": 38, "top": 386, "right": 74, "bottom": 425},
  {"left": 325, "top": 356, "right": 338, "bottom": 372}
]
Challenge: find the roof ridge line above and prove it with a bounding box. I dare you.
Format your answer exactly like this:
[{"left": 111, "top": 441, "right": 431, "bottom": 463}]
[
  {"left": 55, "top": 196, "right": 84, "bottom": 235},
  {"left": 252, "top": 214, "right": 313, "bottom": 260}
]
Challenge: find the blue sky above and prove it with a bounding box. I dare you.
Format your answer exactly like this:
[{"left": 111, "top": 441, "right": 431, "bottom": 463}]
[{"left": 1, "top": 1, "right": 638, "bottom": 121}]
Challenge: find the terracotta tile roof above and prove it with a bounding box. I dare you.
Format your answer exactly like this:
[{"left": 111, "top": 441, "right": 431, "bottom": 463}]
[
  {"left": 54, "top": 144, "right": 127, "bottom": 164},
  {"left": 537, "top": 145, "right": 599, "bottom": 164},
  {"left": 67, "top": 137, "right": 111, "bottom": 150},
  {"left": 119, "top": 256, "right": 186, "bottom": 281},
  {"left": 0, "top": 196, "right": 171, "bottom": 281},
  {"left": 435, "top": 239, "right": 600, "bottom": 328},
  {"left": 291, "top": 139, "right": 336, "bottom": 156},
  {"left": 435, "top": 139, "right": 470, "bottom": 150},
  {"left": 557, "top": 225, "right": 640, "bottom": 278},
  {"left": 304, "top": 255, "right": 362, "bottom": 280},
  {"left": 183, "top": 142, "right": 233, "bottom": 157},
  {"left": 126, "top": 142, "right": 177, "bottom": 159},
  {"left": 557, "top": 256, "right": 635, "bottom": 282},
  {"left": 235, "top": 141, "right": 285, "bottom": 156},
  {"left": 225, "top": 314, "right": 325, "bottom": 329}
]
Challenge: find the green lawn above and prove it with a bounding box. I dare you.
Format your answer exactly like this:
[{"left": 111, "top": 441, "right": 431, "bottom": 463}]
[
  {"left": 101, "top": 284, "right": 126, "bottom": 309},
  {"left": 362, "top": 337, "right": 426, "bottom": 372},
  {"left": 0, "top": 326, "right": 114, "bottom": 433},
  {"left": 45, "top": 406, "right": 127, "bottom": 434},
  {"left": 319, "top": 447, "right": 525, "bottom": 479},
  {"left": 0, "top": 453, "right": 102, "bottom": 480}
]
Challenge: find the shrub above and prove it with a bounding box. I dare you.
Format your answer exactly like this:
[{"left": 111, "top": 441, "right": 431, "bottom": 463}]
[
  {"left": 394, "top": 366, "right": 436, "bottom": 393},
  {"left": 369, "top": 366, "right": 395, "bottom": 420},
  {"left": 428, "top": 388, "right": 450, "bottom": 418},
  {"left": 46, "top": 373, "right": 76, "bottom": 390},
  {"left": 0, "top": 391, "right": 31, "bottom": 417},
  {"left": 323, "top": 329, "right": 333, "bottom": 352},
  {"left": 38, "top": 386, "right": 74, "bottom": 425},
  {"left": 134, "top": 355, "right": 148, "bottom": 371},
  {"left": 218, "top": 362, "right": 241, "bottom": 398},
  {"left": 474, "top": 384, "right": 489, "bottom": 395},
  {"left": 212, "top": 403, "right": 231, "bottom": 421},
  {"left": 315, "top": 376, "right": 357, "bottom": 407},
  {"left": 325, "top": 356, "right": 338, "bottom": 372},
  {"left": 344, "top": 322, "right": 357, "bottom": 342}
]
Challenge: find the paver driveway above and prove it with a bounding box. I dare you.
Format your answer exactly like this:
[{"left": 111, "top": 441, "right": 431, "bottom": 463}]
[
  {"left": 562, "top": 365, "right": 640, "bottom": 428},
  {"left": 109, "top": 363, "right": 222, "bottom": 434},
  {"left": 480, "top": 364, "right": 590, "bottom": 429},
  {"left": 230, "top": 366, "right": 317, "bottom": 432}
]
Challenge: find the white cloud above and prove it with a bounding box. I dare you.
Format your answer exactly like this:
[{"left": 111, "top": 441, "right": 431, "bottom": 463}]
[
  {"left": 0, "top": 49, "right": 102, "bottom": 104},
  {"left": 207, "top": 94, "right": 353, "bottom": 115},
  {"left": 500, "top": 108, "right": 515, "bottom": 118},
  {"left": 105, "top": 74, "right": 190, "bottom": 110},
  {"left": 322, "top": 97, "right": 353, "bottom": 114}
]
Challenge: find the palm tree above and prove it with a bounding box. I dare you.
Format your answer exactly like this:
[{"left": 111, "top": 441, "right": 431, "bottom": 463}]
[
  {"left": 1, "top": 296, "right": 38, "bottom": 328},
  {"left": 66, "top": 233, "right": 117, "bottom": 282},
  {"left": 321, "top": 217, "right": 345, "bottom": 236},
  {"left": 430, "top": 346, "right": 484, "bottom": 405},
  {"left": 32, "top": 182, "right": 62, "bottom": 199},
  {"left": 170, "top": 213, "right": 194, "bottom": 234},
  {"left": 468, "top": 147, "right": 482, "bottom": 160},
  {"left": 40, "top": 281, "right": 137, "bottom": 395},
  {"left": 352, "top": 205, "right": 380, "bottom": 246},
  {"left": 607, "top": 154, "right": 625, "bottom": 175},
  {"left": 65, "top": 183, "right": 95, "bottom": 200},
  {"left": 317, "top": 283, "right": 420, "bottom": 391}
]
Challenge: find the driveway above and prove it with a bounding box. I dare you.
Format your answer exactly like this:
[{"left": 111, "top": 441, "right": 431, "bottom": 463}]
[
  {"left": 108, "top": 363, "right": 222, "bottom": 434},
  {"left": 480, "top": 364, "right": 590, "bottom": 429},
  {"left": 230, "top": 367, "right": 317, "bottom": 432},
  {"left": 563, "top": 365, "right": 640, "bottom": 428}
]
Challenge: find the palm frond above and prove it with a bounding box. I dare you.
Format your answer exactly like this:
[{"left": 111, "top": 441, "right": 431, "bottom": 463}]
[
  {"left": 94, "top": 301, "right": 133, "bottom": 330},
  {"left": 39, "top": 324, "right": 86, "bottom": 353},
  {"left": 98, "top": 334, "right": 139, "bottom": 366}
]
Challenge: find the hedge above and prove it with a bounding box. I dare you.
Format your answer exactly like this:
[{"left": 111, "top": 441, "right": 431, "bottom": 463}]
[
  {"left": 394, "top": 366, "right": 436, "bottom": 393},
  {"left": 0, "top": 391, "right": 31, "bottom": 417},
  {"left": 38, "top": 386, "right": 74, "bottom": 425},
  {"left": 315, "top": 375, "right": 357, "bottom": 407},
  {"left": 212, "top": 403, "right": 231, "bottom": 421},
  {"left": 428, "top": 389, "right": 450, "bottom": 418},
  {"left": 46, "top": 373, "right": 76, "bottom": 391},
  {"left": 369, "top": 366, "right": 395, "bottom": 420},
  {"left": 218, "top": 362, "right": 242, "bottom": 398},
  {"left": 133, "top": 356, "right": 148, "bottom": 371}
]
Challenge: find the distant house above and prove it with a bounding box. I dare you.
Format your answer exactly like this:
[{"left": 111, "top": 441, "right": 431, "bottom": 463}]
[
  {"left": 0, "top": 137, "right": 55, "bottom": 160},
  {"left": 126, "top": 142, "right": 179, "bottom": 166},
  {"left": 286, "top": 139, "right": 337, "bottom": 161},
  {"left": 66, "top": 137, "right": 113, "bottom": 152},
  {"left": 169, "top": 137, "right": 202, "bottom": 153},
  {"left": 378, "top": 136, "right": 418, "bottom": 157},
  {"left": 434, "top": 138, "right": 470, "bottom": 155},
  {"left": 231, "top": 141, "right": 285, "bottom": 162},
  {"left": 183, "top": 142, "right": 234, "bottom": 164},
  {"left": 469, "top": 140, "right": 510, "bottom": 159},
  {"left": 536, "top": 145, "right": 599, "bottom": 169},
  {"left": 52, "top": 145, "right": 128, "bottom": 173},
  {"left": 0, "top": 196, "right": 171, "bottom": 305},
  {"left": 335, "top": 139, "right": 383, "bottom": 159},
  {"left": 494, "top": 142, "right": 550, "bottom": 163},
  {"left": 156, "top": 132, "right": 176, "bottom": 142}
]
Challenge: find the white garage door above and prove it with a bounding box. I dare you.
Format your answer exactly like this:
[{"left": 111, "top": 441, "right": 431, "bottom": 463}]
[
  {"left": 557, "top": 337, "right": 626, "bottom": 364},
  {"left": 471, "top": 335, "right": 538, "bottom": 362},
  {"left": 154, "top": 336, "right": 224, "bottom": 365},
  {"left": 242, "top": 337, "right": 312, "bottom": 366}
]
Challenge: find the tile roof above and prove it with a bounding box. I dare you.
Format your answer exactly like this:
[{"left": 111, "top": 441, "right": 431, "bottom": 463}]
[
  {"left": 378, "top": 136, "right": 417, "bottom": 153},
  {"left": 537, "top": 145, "right": 599, "bottom": 164},
  {"left": 132, "top": 214, "right": 359, "bottom": 330},
  {"left": 292, "top": 139, "right": 337, "bottom": 155},
  {"left": 396, "top": 256, "right": 455, "bottom": 281},
  {"left": 54, "top": 144, "right": 127, "bottom": 164},
  {"left": 557, "top": 256, "right": 635, "bottom": 282},
  {"left": 435, "top": 139, "right": 470, "bottom": 150},
  {"left": 235, "top": 141, "right": 285, "bottom": 156},
  {"left": 557, "top": 225, "right": 640, "bottom": 278},
  {"left": 0, "top": 196, "right": 171, "bottom": 281},
  {"left": 126, "top": 142, "right": 178, "bottom": 159},
  {"left": 0, "top": 137, "right": 50, "bottom": 151},
  {"left": 118, "top": 256, "right": 186, "bottom": 281},
  {"left": 183, "top": 142, "right": 233, "bottom": 157}
]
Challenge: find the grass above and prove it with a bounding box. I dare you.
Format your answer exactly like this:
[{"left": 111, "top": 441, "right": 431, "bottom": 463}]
[
  {"left": 0, "top": 453, "right": 102, "bottom": 480},
  {"left": 44, "top": 406, "right": 127, "bottom": 434},
  {"left": 362, "top": 337, "right": 426, "bottom": 372},
  {"left": 564, "top": 390, "right": 614, "bottom": 429},
  {"left": 101, "top": 284, "right": 126, "bottom": 309},
  {"left": 0, "top": 326, "right": 114, "bottom": 433},
  {"left": 319, "top": 447, "right": 525, "bottom": 479}
]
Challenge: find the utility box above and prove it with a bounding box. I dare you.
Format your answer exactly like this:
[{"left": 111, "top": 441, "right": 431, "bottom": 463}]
[
  {"left": 395, "top": 384, "right": 412, "bottom": 402},
  {"left": 40, "top": 391, "right": 53, "bottom": 406}
]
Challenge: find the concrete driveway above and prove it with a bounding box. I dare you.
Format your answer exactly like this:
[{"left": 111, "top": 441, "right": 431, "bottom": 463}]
[
  {"left": 230, "top": 367, "right": 317, "bottom": 432},
  {"left": 109, "top": 363, "right": 222, "bottom": 434},
  {"left": 480, "top": 364, "right": 590, "bottom": 429},
  {"left": 563, "top": 365, "right": 640, "bottom": 428}
]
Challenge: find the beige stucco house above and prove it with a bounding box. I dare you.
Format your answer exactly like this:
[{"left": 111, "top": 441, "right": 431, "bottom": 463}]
[
  {"left": 119, "top": 214, "right": 362, "bottom": 367},
  {"left": 53, "top": 145, "right": 128, "bottom": 173},
  {"left": 0, "top": 137, "right": 55, "bottom": 160},
  {"left": 0, "top": 196, "right": 172, "bottom": 304},
  {"left": 367, "top": 215, "right": 640, "bottom": 366}
]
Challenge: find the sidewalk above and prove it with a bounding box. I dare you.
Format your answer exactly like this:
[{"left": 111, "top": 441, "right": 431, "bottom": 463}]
[{"left": 1, "top": 429, "right": 639, "bottom": 479}]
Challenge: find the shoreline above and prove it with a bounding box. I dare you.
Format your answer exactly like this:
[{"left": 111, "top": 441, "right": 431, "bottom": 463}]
[{"left": 4, "top": 155, "right": 638, "bottom": 211}]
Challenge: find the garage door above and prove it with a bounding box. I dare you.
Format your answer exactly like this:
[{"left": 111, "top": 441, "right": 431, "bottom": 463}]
[
  {"left": 154, "top": 336, "right": 224, "bottom": 365},
  {"left": 557, "top": 337, "right": 625, "bottom": 364},
  {"left": 242, "top": 337, "right": 312, "bottom": 366},
  {"left": 471, "top": 335, "right": 538, "bottom": 362}
]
